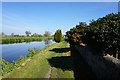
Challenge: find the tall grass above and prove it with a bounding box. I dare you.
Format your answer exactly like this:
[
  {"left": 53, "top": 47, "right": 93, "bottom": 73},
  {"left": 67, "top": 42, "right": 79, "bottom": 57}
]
[{"left": 1, "top": 37, "right": 53, "bottom": 44}]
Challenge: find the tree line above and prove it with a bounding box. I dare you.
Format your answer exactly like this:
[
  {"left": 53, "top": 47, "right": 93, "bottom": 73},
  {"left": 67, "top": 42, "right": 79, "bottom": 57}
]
[{"left": 1, "top": 31, "right": 52, "bottom": 37}]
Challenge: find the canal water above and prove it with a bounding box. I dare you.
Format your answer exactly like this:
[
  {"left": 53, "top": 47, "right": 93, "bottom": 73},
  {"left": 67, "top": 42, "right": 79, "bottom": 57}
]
[{"left": 2, "top": 40, "right": 55, "bottom": 63}]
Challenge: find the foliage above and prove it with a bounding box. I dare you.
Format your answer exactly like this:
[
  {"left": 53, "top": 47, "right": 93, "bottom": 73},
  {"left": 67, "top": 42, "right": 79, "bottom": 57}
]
[
  {"left": 2, "top": 56, "right": 26, "bottom": 74},
  {"left": 3, "top": 41, "right": 74, "bottom": 78},
  {"left": 54, "top": 29, "right": 63, "bottom": 43},
  {"left": 1, "top": 32, "right": 6, "bottom": 36},
  {"left": 66, "top": 22, "right": 87, "bottom": 45},
  {"left": 25, "top": 31, "right": 31, "bottom": 37},
  {"left": 2, "top": 59, "right": 14, "bottom": 74},
  {"left": 13, "top": 56, "right": 26, "bottom": 67},
  {"left": 2, "top": 48, "right": 37, "bottom": 74},
  {"left": 31, "top": 33, "right": 43, "bottom": 37},
  {"left": 1, "top": 37, "right": 53, "bottom": 44},
  {"left": 11, "top": 33, "right": 14, "bottom": 36},
  {"left": 44, "top": 31, "right": 51, "bottom": 37},
  {"left": 66, "top": 13, "right": 120, "bottom": 55},
  {"left": 27, "top": 48, "right": 36, "bottom": 58},
  {"left": 84, "top": 13, "right": 120, "bottom": 54}
]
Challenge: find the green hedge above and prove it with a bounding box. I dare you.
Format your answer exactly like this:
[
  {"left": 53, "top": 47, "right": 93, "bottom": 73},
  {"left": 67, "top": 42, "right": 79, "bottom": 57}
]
[{"left": 66, "top": 13, "right": 120, "bottom": 56}]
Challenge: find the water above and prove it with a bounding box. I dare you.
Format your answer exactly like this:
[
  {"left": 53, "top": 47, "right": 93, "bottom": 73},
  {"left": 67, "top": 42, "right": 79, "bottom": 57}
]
[{"left": 1, "top": 40, "right": 55, "bottom": 63}]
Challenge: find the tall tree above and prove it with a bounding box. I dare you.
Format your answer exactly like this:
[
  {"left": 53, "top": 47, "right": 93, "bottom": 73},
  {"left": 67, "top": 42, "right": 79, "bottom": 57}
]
[
  {"left": 11, "top": 33, "right": 14, "bottom": 36},
  {"left": 1, "top": 32, "right": 5, "bottom": 36},
  {"left": 25, "top": 31, "right": 31, "bottom": 37},
  {"left": 44, "top": 31, "right": 51, "bottom": 37},
  {"left": 54, "top": 29, "right": 62, "bottom": 43}
]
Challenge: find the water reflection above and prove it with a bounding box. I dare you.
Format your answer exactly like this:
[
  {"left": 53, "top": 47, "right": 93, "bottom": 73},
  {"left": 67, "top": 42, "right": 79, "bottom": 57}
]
[
  {"left": 2, "top": 40, "right": 55, "bottom": 63},
  {"left": 44, "top": 40, "right": 52, "bottom": 45}
]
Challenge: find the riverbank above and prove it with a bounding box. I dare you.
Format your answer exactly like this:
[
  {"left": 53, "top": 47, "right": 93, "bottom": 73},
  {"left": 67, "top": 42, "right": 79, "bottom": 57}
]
[
  {"left": 2, "top": 41, "right": 74, "bottom": 78},
  {"left": 2, "top": 40, "right": 55, "bottom": 63},
  {"left": 1, "top": 37, "right": 53, "bottom": 44}
]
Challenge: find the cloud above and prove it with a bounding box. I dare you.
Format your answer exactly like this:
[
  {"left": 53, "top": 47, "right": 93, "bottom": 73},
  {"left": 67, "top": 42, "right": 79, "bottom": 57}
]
[{"left": 2, "top": 0, "right": 120, "bottom": 2}]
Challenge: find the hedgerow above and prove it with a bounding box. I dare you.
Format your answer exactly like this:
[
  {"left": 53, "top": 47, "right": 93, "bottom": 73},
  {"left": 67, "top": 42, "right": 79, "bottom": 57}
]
[{"left": 66, "top": 13, "right": 120, "bottom": 56}]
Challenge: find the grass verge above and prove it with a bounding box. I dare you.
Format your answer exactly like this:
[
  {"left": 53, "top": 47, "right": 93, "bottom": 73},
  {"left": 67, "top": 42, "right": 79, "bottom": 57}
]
[{"left": 2, "top": 41, "right": 74, "bottom": 78}]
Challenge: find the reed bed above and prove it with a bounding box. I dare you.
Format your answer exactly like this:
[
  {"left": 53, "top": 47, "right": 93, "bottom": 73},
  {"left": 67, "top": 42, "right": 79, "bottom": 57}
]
[{"left": 1, "top": 37, "right": 53, "bottom": 44}]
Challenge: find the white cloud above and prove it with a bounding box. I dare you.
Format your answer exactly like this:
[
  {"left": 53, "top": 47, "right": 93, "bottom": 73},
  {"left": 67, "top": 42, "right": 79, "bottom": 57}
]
[{"left": 2, "top": 0, "right": 120, "bottom": 2}]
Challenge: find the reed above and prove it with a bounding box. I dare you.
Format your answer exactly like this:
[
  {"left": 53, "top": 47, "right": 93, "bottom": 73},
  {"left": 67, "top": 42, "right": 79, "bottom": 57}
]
[{"left": 2, "top": 36, "right": 53, "bottom": 44}]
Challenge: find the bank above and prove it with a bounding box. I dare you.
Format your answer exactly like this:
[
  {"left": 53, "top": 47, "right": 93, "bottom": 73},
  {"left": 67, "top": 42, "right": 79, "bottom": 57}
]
[{"left": 2, "top": 41, "right": 74, "bottom": 78}]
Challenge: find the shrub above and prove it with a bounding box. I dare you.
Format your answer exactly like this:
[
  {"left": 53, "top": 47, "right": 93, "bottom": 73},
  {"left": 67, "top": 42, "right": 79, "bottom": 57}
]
[
  {"left": 54, "top": 29, "right": 62, "bottom": 43},
  {"left": 14, "top": 56, "right": 25, "bottom": 67},
  {"left": 2, "top": 59, "right": 14, "bottom": 73},
  {"left": 66, "top": 13, "right": 120, "bottom": 56},
  {"left": 66, "top": 22, "right": 87, "bottom": 45},
  {"left": 27, "top": 48, "right": 36, "bottom": 58},
  {"left": 84, "top": 13, "right": 120, "bottom": 55}
]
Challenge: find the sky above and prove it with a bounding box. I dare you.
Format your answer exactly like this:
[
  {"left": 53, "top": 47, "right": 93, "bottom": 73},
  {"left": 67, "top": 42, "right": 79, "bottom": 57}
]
[
  {"left": 1, "top": 0, "right": 120, "bottom": 2},
  {"left": 2, "top": 2, "right": 118, "bottom": 35}
]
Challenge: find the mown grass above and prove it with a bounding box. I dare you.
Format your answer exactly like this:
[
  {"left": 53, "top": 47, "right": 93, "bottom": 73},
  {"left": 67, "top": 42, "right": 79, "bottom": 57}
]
[
  {"left": 2, "top": 41, "right": 74, "bottom": 78},
  {"left": 1, "top": 36, "right": 53, "bottom": 44}
]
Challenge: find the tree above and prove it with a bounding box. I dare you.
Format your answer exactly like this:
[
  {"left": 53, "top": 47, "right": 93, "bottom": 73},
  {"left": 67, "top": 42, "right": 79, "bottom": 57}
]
[
  {"left": 25, "top": 31, "right": 31, "bottom": 37},
  {"left": 66, "top": 22, "right": 87, "bottom": 45},
  {"left": 31, "top": 33, "right": 38, "bottom": 37},
  {"left": 31, "top": 33, "right": 43, "bottom": 37},
  {"left": 54, "top": 29, "right": 62, "bottom": 43},
  {"left": 2, "top": 32, "right": 5, "bottom": 36},
  {"left": 11, "top": 33, "right": 14, "bottom": 36},
  {"left": 44, "top": 31, "right": 51, "bottom": 37}
]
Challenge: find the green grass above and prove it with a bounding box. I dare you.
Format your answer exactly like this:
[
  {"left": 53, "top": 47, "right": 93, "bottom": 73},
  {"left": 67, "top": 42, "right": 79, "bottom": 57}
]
[
  {"left": 1, "top": 36, "right": 53, "bottom": 44},
  {"left": 2, "top": 41, "right": 74, "bottom": 78}
]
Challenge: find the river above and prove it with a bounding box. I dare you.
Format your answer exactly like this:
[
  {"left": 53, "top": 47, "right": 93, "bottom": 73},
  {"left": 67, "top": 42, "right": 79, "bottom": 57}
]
[{"left": 2, "top": 40, "right": 55, "bottom": 63}]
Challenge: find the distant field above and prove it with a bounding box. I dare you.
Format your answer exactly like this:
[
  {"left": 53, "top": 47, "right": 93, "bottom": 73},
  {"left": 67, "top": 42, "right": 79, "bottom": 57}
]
[{"left": 1, "top": 36, "right": 53, "bottom": 44}]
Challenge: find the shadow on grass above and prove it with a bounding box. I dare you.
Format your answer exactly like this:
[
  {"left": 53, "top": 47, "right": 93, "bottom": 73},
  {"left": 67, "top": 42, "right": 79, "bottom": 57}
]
[
  {"left": 48, "top": 56, "right": 73, "bottom": 71},
  {"left": 48, "top": 47, "right": 97, "bottom": 79},
  {"left": 49, "top": 48, "right": 70, "bottom": 53}
]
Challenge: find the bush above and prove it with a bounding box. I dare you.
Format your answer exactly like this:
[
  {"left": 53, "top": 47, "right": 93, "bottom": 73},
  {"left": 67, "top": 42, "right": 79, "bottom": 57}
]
[
  {"left": 84, "top": 13, "right": 120, "bottom": 55},
  {"left": 66, "top": 22, "right": 87, "bottom": 45},
  {"left": 14, "top": 56, "right": 25, "bottom": 67},
  {"left": 66, "top": 13, "right": 120, "bottom": 56},
  {"left": 54, "top": 29, "right": 62, "bottom": 43},
  {"left": 26, "top": 48, "right": 36, "bottom": 58},
  {"left": 2, "top": 59, "right": 14, "bottom": 73}
]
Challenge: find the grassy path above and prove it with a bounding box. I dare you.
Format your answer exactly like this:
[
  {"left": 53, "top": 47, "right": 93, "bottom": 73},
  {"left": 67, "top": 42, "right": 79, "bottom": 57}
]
[{"left": 3, "top": 41, "right": 74, "bottom": 78}]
